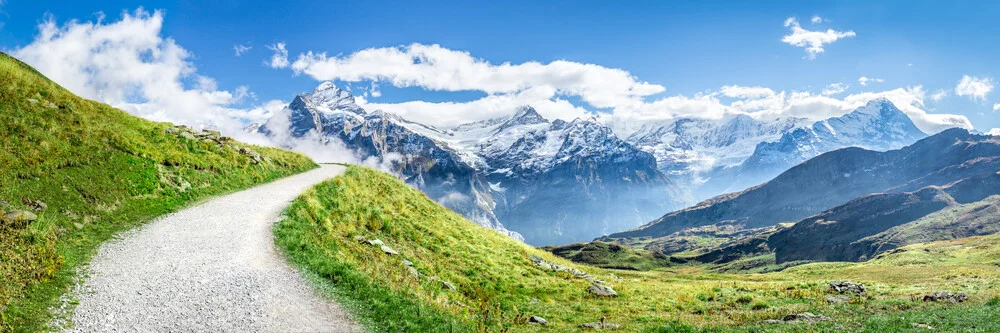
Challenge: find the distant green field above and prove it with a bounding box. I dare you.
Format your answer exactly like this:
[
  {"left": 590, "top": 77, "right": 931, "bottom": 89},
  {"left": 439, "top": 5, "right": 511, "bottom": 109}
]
[
  {"left": 277, "top": 165, "right": 1000, "bottom": 332},
  {"left": 0, "top": 52, "right": 316, "bottom": 331}
]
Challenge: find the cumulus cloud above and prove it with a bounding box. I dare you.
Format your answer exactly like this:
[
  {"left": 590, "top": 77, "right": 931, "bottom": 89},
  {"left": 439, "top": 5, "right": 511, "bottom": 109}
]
[
  {"left": 822, "top": 83, "right": 848, "bottom": 96},
  {"left": 266, "top": 42, "right": 289, "bottom": 68},
  {"left": 233, "top": 43, "right": 251, "bottom": 56},
  {"left": 955, "top": 75, "right": 994, "bottom": 101},
  {"left": 289, "top": 43, "right": 664, "bottom": 110},
  {"left": 858, "top": 76, "right": 884, "bottom": 86},
  {"left": 994, "top": 103, "right": 1000, "bottom": 111},
  {"left": 988, "top": 128, "right": 1000, "bottom": 136},
  {"left": 278, "top": 43, "right": 970, "bottom": 135},
  {"left": 11, "top": 8, "right": 268, "bottom": 136},
  {"left": 811, "top": 16, "right": 824, "bottom": 24},
  {"left": 781, "top": 17, "right": 855, "bottom": 59}
]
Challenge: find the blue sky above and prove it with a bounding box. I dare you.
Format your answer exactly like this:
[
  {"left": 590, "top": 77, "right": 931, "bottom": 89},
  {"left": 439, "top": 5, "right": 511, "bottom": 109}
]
[{"left": 1, "top": 1, "right": 998, "bottom": 133}]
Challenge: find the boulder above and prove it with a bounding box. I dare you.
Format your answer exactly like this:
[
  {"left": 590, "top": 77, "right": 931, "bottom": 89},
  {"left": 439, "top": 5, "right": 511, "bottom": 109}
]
[
  {"left": 353, "top": 235, "right": 367, "bottom": 243},
  {"left": 440, "top": 280, "right": 457, "bottom": 291},
  {"left": 402, "top": 259, "right": 413, "bottom": 266},
  {"left": 528, "top": 316, "right": 548, "bottom": 325},
  {"left": 764, "top": 312, "right": 830, "bottom": 324},
  {"left": 179, "top": 131, "right": 196, "bottom": 140},
  {"left": 380, "top": 245, "right": 399, "bottom": 255},
  {"left": 922, "top": 292, "right": 968, "bottom": 303},
  {"left": 829, "top": 281, "right": 866, "bottom": 294},
  {"left": 407, "top": 266, "right": 420, "bottom": 278},
  {"left": 580, "top": 319, "right": 621, "bottom": 330},
  {"left": 587, "top": 284, "right": 617, "bottom": 297},
  {"left": 26, "top": 200, "right": 47, "bottom": 211},
  {"left": 825, "top": 296, "right": 850, "bottom": 304},
  {"left": 2, "top": 210, "right": 38, "bottom": 227},
  {"left": 367, "top": 239, "right": 385, "bottom": 246}
]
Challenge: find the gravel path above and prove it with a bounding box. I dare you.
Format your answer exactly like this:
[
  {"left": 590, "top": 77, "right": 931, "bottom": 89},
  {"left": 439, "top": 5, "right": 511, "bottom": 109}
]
[{"left": 60, "top": 164, "right": 362, "bottom": 332}]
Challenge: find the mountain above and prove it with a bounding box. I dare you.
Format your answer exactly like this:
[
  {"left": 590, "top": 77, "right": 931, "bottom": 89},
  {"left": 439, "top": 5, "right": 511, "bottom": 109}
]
[
  {"left": 770, "top": 167, "right": 1000, "bottom": 263},
  {"left": 604, "top": 128, "right": 997, "bottom": 249},
  {"left": 712, "top": 98, "right": 928, "bottom": 195},
  {"left": 624, "top": 115, "right": 806, "bottom": 199},
  {"left": 259, "top": 82, "right": 683, "bottom": 245},
  {"left": 626, "top": 99, "right": 928, "bottom": 201}
]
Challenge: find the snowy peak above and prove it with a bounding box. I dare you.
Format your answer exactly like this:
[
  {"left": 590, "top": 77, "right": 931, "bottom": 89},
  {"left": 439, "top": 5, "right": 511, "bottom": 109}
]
[
  {"left": 292, "top": 81, "right": 365, "bottom": 116},
  {"left": 499, "top": 106, "right": 548, "bottom": 130}
]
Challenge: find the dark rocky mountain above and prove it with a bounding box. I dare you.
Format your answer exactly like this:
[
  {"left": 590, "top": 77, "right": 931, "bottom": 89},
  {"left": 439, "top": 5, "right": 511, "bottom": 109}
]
[
  {"left": 604, "top": 128, "right": 998, "bottom": 250},
  {"left": 770, "top": 171, "right": 1000, "bottom": 263},
  {"left": 258, "top": 82, "right": 683, "bottom": 245}
]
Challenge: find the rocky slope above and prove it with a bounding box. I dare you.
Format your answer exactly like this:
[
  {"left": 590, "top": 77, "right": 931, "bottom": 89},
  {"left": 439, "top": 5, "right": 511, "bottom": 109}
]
[
  {"left": 604, "top": 128, "right": 998, "bottom": 250},
  {"left": 770, "top": 171, "right": 1000, "bottom": 263},
  {"left": 259, "top": 82, "right": 682, "bottom": 245}
]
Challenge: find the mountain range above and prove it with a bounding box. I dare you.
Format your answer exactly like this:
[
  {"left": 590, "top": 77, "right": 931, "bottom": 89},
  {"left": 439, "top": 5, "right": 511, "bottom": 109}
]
[
  {"left": 603, "top": 127, "right": 1000, "bottom": 267},
  {"left": 258, "top": 82, "right": 683, "bottom": 245}
]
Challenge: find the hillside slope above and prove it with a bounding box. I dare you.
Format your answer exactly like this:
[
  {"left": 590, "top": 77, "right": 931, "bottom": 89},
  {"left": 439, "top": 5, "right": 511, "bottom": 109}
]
[
  {"left": 276, "top": 165, "right": 1000, "bottom": 332},
  {"left": 0, "top": 52, "right": 316, "bottom": 330}
]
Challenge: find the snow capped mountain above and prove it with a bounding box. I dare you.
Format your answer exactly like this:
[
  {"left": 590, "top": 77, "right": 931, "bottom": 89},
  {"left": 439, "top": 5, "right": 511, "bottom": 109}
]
[
  {"left": 624, "top": 98, "right": 929, "bottom": 201},
  {"left": 258, "top": 82, "right": 683, "bottom": 245},
  {"left": 624, "top": 114, "right": 808, "bottom": 199},
  {"left": 713, "top": 98, "right": 928, "bottom": 195}
]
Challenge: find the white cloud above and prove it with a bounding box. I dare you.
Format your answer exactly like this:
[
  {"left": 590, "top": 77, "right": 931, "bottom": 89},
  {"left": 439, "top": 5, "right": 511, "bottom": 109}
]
[
  {"left": 955, "top": 75, "right": 994, "bottom": 101},
  {"left": 994, "top": 103, "right": 1000, "bottom": 111},
  {"left": 811, "top": 16, "right": 824, "bottom": 24},
  {"left": 858, "top": 76, "right": 884, "bottom": 86},
  {"left": 988, "top": 128, "right": 1000, "bottom": 136},
  {"left": 280, "top": 43, "right": 969, "bottom": 134},
  {"left": 266, "top": 42, "right": 289, "bottom": 68},
  {"left": 11, "top": 8, "right": 277, "bottom": 139},
  {"left": 288, "top": 43, "right": 664, "bottom": 110},
  {"left": 233, "top": 43, "right": 251, "bottom": 56},
  {"left": 821, "top": 83, "right": 848, "bottom": 96},
  {"left": 930, "top": 89, "right": 948, "bottom": 102},
  {"left": 781, "top": 17, "right": 855, "bottom": 59}
]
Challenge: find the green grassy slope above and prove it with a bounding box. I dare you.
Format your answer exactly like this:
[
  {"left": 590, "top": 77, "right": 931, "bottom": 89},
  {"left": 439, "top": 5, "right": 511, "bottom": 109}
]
[
  {"left": 542, "top": 241, "right": 672, "bottom": 271},
  {"left": 0, "top": 52, "right": 316, "bottom": 331},
  {"left": 277, "top": 165, "right": 1000, "bottom": 332}
]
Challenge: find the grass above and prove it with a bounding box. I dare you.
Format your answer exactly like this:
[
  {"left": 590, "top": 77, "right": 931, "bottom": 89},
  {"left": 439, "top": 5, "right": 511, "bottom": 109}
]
[
  {"left": 276, "top": 165, "right": 1000, "bottom": 332},
  {"left": 0, "top": 52, "right": 317, "bottom": 331},
  {"left": 542, "top": 241, "right": 672, "bottom": 271}
]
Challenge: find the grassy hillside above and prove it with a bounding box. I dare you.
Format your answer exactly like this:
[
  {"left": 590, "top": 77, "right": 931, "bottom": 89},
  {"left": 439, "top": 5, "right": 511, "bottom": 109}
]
[
  {"left": 0, "top": 52, "right": 316, "bottom": 331},
  {"left": 277, "top": 166, "right": 1000, "bottom": 332}
]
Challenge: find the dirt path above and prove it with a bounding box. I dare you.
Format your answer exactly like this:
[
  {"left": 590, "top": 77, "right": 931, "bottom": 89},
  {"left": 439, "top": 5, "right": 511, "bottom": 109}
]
[{"left": 60, "top": 164, "right": 362, "bottom": 332}]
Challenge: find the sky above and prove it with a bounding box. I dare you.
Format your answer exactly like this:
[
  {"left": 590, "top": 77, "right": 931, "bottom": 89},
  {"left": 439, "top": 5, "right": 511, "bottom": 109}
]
[{"left": 1, "top": 0, "right": 999, "bottom": 135}]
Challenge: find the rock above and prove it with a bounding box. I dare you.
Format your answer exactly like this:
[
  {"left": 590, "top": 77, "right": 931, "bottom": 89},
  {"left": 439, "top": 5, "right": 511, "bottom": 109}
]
[
  {"left": 407, "top": 266, "right": 420, "bottom": 278},
  {"left": 765, "top": 312, "right": 831, "bottom": 324},
  {"left": 353, "top": 235, "right": 366, "bottom": 243},
  {"left": 826, "top": 296, "right": 850, "bottom": 304},
  {"left": 402, "top": 259, "right": 413, "bottom": 266},
  {"left": 44, "top": 101, "right": 59, "bottom": 109},
  {"left": 829, "top": 281, "right": 866, "bottom": 294},
  {"left": 912, "top": 323, "right": 934, "bottom": 330},
  {"left": 380, "top": 245, "right": 399, "bottom": 255},
  {"left": 73, "top": 222, "right": 85, "bottom": 230},
  {"left": 164, "top": 127, "right": 178, "bottom": 134},
  {"left": 2, "top": 210, "right": 38, "bottom": 227},
  {"left": 587, "top": 284, "right": 617, "bottom": 297},
  {"left": 580, "top": 319, "right": 621, "bottom": 330},
  {"left": 26, "top": 200, "right": 47, "bottom": 211},
  {"left": 922, "top": 291, "right": 968, "bottom": 303},
  {"left": 440, "top": 280, "right": 457, "bottom": 291},
  {"left": 528, "top": 316, "right": 548, "bottom": 325},
  {"left": 179, "top": 131, "right": 196, "bottom": 140},
  {"left": 367, "top": 239, "right": 385, "bottom": 246}
]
